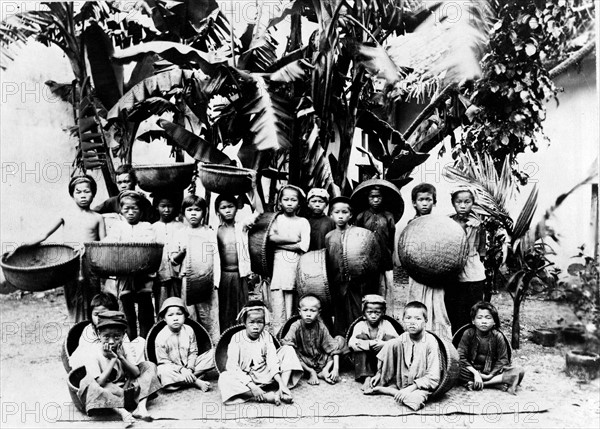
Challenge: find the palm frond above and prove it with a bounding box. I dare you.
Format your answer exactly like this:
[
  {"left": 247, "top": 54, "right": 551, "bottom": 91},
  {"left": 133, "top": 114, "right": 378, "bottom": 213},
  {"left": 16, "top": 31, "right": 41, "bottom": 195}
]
[{"left": 512, "top": 185, "right": 538, "bottom": 239}]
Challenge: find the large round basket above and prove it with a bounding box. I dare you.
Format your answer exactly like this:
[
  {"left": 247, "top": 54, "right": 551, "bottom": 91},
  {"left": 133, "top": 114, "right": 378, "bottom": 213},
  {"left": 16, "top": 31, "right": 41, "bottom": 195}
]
[
  {"left": 198, "top": 164, "right": 256, "bottom": 195},
  {"left": 248, "top": 212, "right": 279, "bottom": 277},
  {"left": 1, "top": 244, "right": 79, "bottom": 292},
  {"left": 296, "top": 249, "right": 331, "bottom": 305},
  {"left": 342, "top": 227, "right": 381, "bottom": 279},
  {"left": 452, "top": 324, "right": 512, "bottom": 362},
  {"left": 84, "top": 242, "right": 163, "bottom": 277},
  {"left": 145, "top": 319, "right": 213, "bottom": 364},
  {"left": 397, "top": 215, "right": 468, "bottom": 284},
  {"left": 215, "top": 324, "right": 281, "bottom": 373},
  {"left": 429, "top": 330, "right": 460, "bottom": 400},
  {"left": 350, "top": 179, "right": 405, "bottom": 222},
  {"left": 67, "top": 366, "right": 87, "bottom": 412},
  {"left": 134, "top": 162, "right": 196, "bottom": 193},
  {"left": 277, "top": 315, "right": 301, "bottom": 341},
  {"left": 61, "top": 321, "right": 91, "bottom": 373},
  {"left": 345, "top": 315, "right": 404, "bottom": 344}
]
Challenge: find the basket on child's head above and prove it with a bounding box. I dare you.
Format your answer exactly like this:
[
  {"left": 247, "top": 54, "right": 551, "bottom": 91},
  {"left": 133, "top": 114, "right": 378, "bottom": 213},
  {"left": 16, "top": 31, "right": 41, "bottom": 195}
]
[
  {"left": 452, "top": 324, "right": 512, "bottom": 362},
  {"left": 61, "top": 321, "right": 92, "bottom": 373},
  {"left": 345, "top": 315, "right": 404, "bottom": 344},
  {"left": 341, "top": 227, "right": 382, "bottom": 279},
  {"left": 248, "top": 212, "right": 279, "bottom": 277},
  {"left": 398, "top": 215, "right": 468, "bottom": 284},
  {"left": 428, "top": 330, "right": 460, "bottom": 400},
  {"left": 84, "top": 242, "right": 163, "bottom": 277},
  {"left": 198, "top": 164, "right": 256, "bottom": 195},
  {"left": 214, "top": 324, "right": 281, "bottom": 373},
  {"left": 134, "top": 162, "right": 196, "bottom": 193},
  {"left": 296, "top": 249, "right": 331, "bottom": 305},
  {"left": 350, "top": 178, "right": 405, "bottom": 222},
  {"left": 145, "top": 319, "right": 213, "bottom": 364},
  {"left": 1, "top": 244, "right": 80, "bottom": 292}
]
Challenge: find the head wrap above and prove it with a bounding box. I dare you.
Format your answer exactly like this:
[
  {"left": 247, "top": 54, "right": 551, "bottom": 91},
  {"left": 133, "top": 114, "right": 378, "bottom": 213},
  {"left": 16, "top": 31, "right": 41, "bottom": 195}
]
[
  {"left": 362, "top": 294, "right": 387, "bottom": 313},
  {"left": 236, "top": 303, "right": 271, "bottom": 325},
  {"left": 307, "top": 188, "right": 330, "bottom": 203},
  {"left": 96, "top": 310, "right": 128, "bottom": 330},
  {"left": 68, "top": 175, "right": 97, "bottom": 197},
  {"left": 158, "top": 297, "right": 189, "bottom": 319}
]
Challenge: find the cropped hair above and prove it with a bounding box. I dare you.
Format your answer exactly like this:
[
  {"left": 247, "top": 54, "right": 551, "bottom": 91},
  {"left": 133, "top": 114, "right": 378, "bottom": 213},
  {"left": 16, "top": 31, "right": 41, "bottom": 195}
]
[
  {"left": 115, "top": 164, "right": 137, "bottom": 184},
  {"left": 214, "top": 194, "right": 238, "bottom": 213},
  {"left": 298, "top": 293, "right": 322, "bottom": 309},
  {"left": 152, "top": 192, "right": 182, "bottom": 215},
  {"left": 181, "top": 195, "right": 207, "bottom": 213},
  {"left": 68, "top": 175, "right": 97, "bottom": 197},
  {"left": 404, "top": 301, "right": 428, "bottom": 321},
  {"left": 470, "top": 301, "right": 501, "bottom": 329},
  {"left": 90, "top": 292, "right": 119, "bottom": 311},
  {"left": 411, "top": 183, "right": 437, "bottom": 203}
]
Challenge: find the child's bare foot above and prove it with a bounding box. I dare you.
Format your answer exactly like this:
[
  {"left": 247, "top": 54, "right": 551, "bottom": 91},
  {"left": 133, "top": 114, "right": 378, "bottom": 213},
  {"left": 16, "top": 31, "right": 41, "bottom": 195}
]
[
  {"left": 318, "top": 370, "right": 336, "bottom": 384},
  {"left": 502, "top": 368, "right": 520, "bottom": 395},
  {"left": 132, "top": 403, "right": 153, "bottom": 422},
  {"left": 280, "top": 388, "right": 293, "bottom": 404},
  {"left": 115, "top": 409, "right": 136, "bottom": 427},
  {"left": 263, "top": 391, "right": 281, "bottom": 405},
  {"left": 193, "top": 379, "right": 211, "bottom": 392},
  {"left": 307, "top": 370, "right": 320, "bottom": 385},
  {"left": 361, "top": 377, "right": 371, "bottom": 392}
]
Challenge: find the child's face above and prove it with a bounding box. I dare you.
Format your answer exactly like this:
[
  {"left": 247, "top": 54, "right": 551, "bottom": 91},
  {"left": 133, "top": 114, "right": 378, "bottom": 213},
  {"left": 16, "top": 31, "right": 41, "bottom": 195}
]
[
  {"left": 473, "top": 308, "right": 495, "bottom": 333},
  {"left": 330, "top": 203, "right": 352, "bottom": 227},
  {"left": 164, "top": 306, "right": 185, "bottom": 331},
  {"left": 403, "top": 307, "right": 427, "bottom": 335},
  {"left": 157, "top": 199, "right": 175, "bottom": 222},
  {"left": 121, "top": 198, "right": 142, "bottom": 225},
  {"left": 413, "top": 192, "right": 434, "bottom": 215},
  {"left": 72, "top": 182, "right": 94, "bottom": 208},
  {"left": 452, "top": 191, "right": 474, "bottom": 217},
  {"left": 364, "top": 303, "right": 384, "bottom": 325},
  {"left": 116, "top": 173, "right": 134, "bottom": 192},
  {"left": 91, "top": 305, "right": 109, "bottom": 327},
  {"left": 307, "top": 197, "right": 327, "bottom": 215},
  {"left": 98, "top": 327, "right": 124, "bottom": 355},
  {"left": 299, "top": 299, "right": 320, "bottom": 325},
  {"left": 217, "top": 200, "right": 237, "bottom": 222},
  {"left": 244, "top": 311, "right": 266, "bottom": 339},
  {"left": 368, "top": 189, "right": 383, "bottom": 210},
  {"left": 280, "top": 189, "right": 300, "bottom": 215},
  {"left": 184, "top": 205, "right": 204, "bottom": 227}
]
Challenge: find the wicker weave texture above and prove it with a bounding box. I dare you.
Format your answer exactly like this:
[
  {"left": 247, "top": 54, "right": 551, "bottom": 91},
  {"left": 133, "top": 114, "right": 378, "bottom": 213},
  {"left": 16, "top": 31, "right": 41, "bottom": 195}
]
[
  {"left": 248, "top": 212, "right": 278, "bottom": 277},
  {"left": 134, "top": 162, "right": 196, "bottom": 192},
  {"left": 342, "top": 227, "right": 381, "bottom": 278},
  {"left": 430, "top": 331, "right": 461, "bottom": 400},
  {"left": 61, "top": 321, "right": 91, "bottom": 373},
  {"left": 198, "top": 164, "right": 256, "bottom": 194},
  {"left": 85, "top": 242, "right": 163, "bottom": 277},
  {"left": 145, "top": 319, "right": 213, "bottom": 364},
  {"left": 296, "top": 249, "right": 331, "bottom": 305}
]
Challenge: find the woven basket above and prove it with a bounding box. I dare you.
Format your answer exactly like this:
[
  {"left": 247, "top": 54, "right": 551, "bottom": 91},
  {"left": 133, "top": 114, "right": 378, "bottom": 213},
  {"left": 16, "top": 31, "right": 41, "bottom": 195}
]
[
  {"left": 84, "top": 242, "right": 163, "bottom": 277},
  {"left": 350, "top": 179, "right": 405, "bottom": 222},
  {"left": 1, "top": 244, "right": 79, "bottom": 292},
  {"left": 134, "top": 162, "right": 196, "bottom": 192},
  {"left": 429, "top": 330, "right": 460, "bottom": 400},
  {"left": 296, "top": 249, "right": 331, "bottom": 305},
  {"left": 214, "top": 324, "right": 281, "bottom": 373},
  {"left": 67, "top": 366, "right": 87, "bottom": 412},
  {"left": 344, "top": 315, "right": 404, "bottom": 344},
  {"left": 398, "top": 215, "right": 468, "bottom": 284},
  {"left": 145, "top": 319, "right": 213, "bottom": 364},
  {"left": 277, "top": 315, "right": 301, "bottom": 341},
  {"left": 341, "top": 227, "right": 381, "bottom": 279},
  {"left": 198, "top": 164, "right": 256, "bottom": 195},
  {"left": 248, "top": 212, "right": 279, "bottom": 277},
  {"left": 61, "top": 321, "right": 91, "bottom": 373},
  {"left": 452, "top": 324, "right": 512, "bottom": 362}
]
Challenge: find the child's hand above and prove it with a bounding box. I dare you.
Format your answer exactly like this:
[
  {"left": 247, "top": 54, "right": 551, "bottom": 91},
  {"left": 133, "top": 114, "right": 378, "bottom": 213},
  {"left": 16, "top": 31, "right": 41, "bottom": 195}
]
[
  {"left": 371, "top": 340, "right": 385, "bottom": 353},
  {"left": 180, "top": 367, "right": 196, "bottom": 384},
  {"left": 250, "top": 385, "right": 266, "bottom": 401},
  {"left": 370, "top": 373, "right": 381, "bottom": 387},
  {"left": 327, "top": 369, "right": 340, "bottom": 384},
  {"left": 103, "top": 343, "right": 118, "bottom": 360},
  {"left": 394, "top": 385, "right": 417, "bottom": 403},
  {"left": 473, "top": 372, "right": 484, "bottom": 390},
  {"left": 480, "top": 373, "right": 493, "bottom": 381},
  {"left": 115, "top": 344, "right": 127, "bottom": 361}
]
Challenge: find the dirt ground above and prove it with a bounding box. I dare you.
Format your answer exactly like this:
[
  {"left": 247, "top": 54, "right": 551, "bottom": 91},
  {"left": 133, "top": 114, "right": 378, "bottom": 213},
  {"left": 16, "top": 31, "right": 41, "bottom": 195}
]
[{"left": 1, "top": 285, "right": 599, "bottom": 429}]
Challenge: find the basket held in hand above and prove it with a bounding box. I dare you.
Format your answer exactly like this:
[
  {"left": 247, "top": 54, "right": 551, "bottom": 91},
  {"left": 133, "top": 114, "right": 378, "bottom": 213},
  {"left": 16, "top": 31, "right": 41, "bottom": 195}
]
[
  {"left": 198, "top": 164, "right": 256, "bottom": 195},
  {"left": 84, "top": 242, "right": 163, "bottom": 277}
]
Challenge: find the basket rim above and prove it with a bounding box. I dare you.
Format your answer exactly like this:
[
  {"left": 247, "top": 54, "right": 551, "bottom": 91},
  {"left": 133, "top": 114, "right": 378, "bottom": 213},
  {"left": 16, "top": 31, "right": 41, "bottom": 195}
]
[
  {"left": 451, "top": 323, "right": 512, "bottom": 362},
  {"left": 1, "top": 243, "right": 79, "bottom": 272},
  {"left": 145, "top": 318, "right": 213, "bottom": 364},
  {"left": 344, "top": 315, "right": 404, "bottom": 343},
  {"left": 214, "top": 324, "right": 281, "bottom": 373},
  {"left": 428, "top": 330, "right": 460, "bottom": 400},
  {"left": 134, "top": 162, "right": 197, "bottom": 170},
  {"left": 198, "top": 164, "right": 256, "bottom": 176},
  {"left": 84, "top": 241, "right": 164, "bottom": 248}
]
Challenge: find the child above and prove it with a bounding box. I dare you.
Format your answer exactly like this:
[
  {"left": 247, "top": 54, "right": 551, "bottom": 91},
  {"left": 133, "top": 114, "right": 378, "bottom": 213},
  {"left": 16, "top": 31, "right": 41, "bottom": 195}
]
[
  {"left": 458, "top": 301, "right": 525, "bottom": 395},
  {"left": 447, "top": 185, "right": 487, "bottom": 333},
  {"left": 405, "top": 183, "right": 452, "bottom": 339},
  {"left": 267, "top": 185, "right": 311, "bottom": 334},
  {"left": 363, "top": 301, "right": 441, "bottom": 411},
  {"left": 215, "top": 194, "right": 255, "bottom": 331},
  {"left": 18, "top": 175, "right": 105, "bottom": 322},
  {"left": 305, "top": 188, "right": 335, "bottom": 251},
  {"left": 76, "top": 310, "right": 161, "bottom": 426},
  {"left": 281, "top": 294, "right": 346, "bottom": 385},
  {"left": 151, "top": 191, "right": 184, "bottom": 312},
  {"left": 154, "top": 297, "right": 214, "bottom": 392},
  {"left": 218, "top": 300, "right": 304, "bottom": 405},
  {"left": 170, "top": 195, "right": 221, "bottom": 345},
  {"left": 103, "top": 190, "right": 156, "bottom": 340},
  {"left": 348, "top": 294, "right": 399, "bottom": 383}
]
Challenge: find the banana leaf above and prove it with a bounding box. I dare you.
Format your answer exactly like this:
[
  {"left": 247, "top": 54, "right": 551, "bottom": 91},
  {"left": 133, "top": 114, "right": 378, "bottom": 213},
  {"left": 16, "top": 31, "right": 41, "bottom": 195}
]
[
  {"left": 512, "top": 186, "right": 539, "bottom": 240},
  {"left": 269, "top": 59, "right": 313, "bottom": 83},
  {"left": 128, "top": 97, "right": 180, "bottom": 123}
]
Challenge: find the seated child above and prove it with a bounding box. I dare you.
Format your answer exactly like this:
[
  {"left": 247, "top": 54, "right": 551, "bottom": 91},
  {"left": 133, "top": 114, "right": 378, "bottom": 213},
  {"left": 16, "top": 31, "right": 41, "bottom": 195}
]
[
  {"left": 349, "top": 294, "right": 399, "bottom": 383},
  {"left": 363, "top": 301, "right": 441, "bottom": 411},
  {"left": 458, "top": 301, "right": 525, "bottom": 395},
  {"left": 281, "top": 294, "right": 346, "bottom": 385},
  {"left": 155, "top": 297, "right": 214, "bottom": 392},
  {"left": 76, "top": 311, "right": 161, "bottom": 426},
  {"left": 218, "top": 300, "right": 303, "bottom": 405}
]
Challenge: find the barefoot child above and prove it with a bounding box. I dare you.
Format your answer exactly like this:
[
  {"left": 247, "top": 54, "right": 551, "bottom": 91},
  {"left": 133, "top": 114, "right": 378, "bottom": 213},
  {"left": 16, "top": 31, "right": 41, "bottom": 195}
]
[
  {"left": 458, "top": 301, "right": 524, "bottom": 395},
  {"left": 218, "top": 300, "right": 303, "bottom": 405},
  {"left": 154, "top": 297, "right": 214, "bottom": 392},
  {"left": 363, "top": 301, "right": 441, "bottom": 411},
  {"left": 348, "top": 294, "right": 399, "bottom": 383},
  {"left": 76, "top": 311, "right": 160, "bottom": 426},
  {"left": 281, "top": 294, "right": 346, "bottom": 385}
]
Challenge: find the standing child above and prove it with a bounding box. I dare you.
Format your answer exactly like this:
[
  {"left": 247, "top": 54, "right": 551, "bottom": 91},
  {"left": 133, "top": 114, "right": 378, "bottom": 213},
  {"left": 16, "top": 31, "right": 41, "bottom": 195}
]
[
  {"left": 348, "top": 295, "right": 399, "bottom": 383},
  {"left": 405, "top": 183, "right": 452, "bottom": 339},
  {"left": 281, "top": 294, "right": 346, "bottom": 385},
  {"left": 305, "top": 188, "right": 335, "bottom": 251},
  {"left": 363, "top": 301, "right": 441, "bottom": 411},
  {"left": 154, "top": 297, "right": 214, "bottom": 392},
  {"left": 447, "top": 186, "right": 487, "bottom": 333},
  {"left": 458, "top": 301, "right": 525, "bottom": 395},
  {"left": 170, "top": 195, "right": 221, "bottom": 345},
  {"left": 268, "top": 185, "right": 311, "bottom": 334},
  {"left": 218, "top": 300, "right": 304, "bottom": 405}
]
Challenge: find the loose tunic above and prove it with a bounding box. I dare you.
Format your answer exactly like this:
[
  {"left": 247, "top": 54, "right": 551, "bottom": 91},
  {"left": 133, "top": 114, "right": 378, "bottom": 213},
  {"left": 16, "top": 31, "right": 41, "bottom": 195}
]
[
  {"left": 307, "top": 214, "right": 336, "bottom": 251},
  {"left": 355, "top": 208, "right": 395, "bottom": 271},
  {"left": 348, "top": 319, "right": 400, "bottom": 380},
  {"left": 457, "top": 327, "right": 510, "bottom": 382},
  {"left": 70, "top": 324, "right": 145, "bottom": 368}
]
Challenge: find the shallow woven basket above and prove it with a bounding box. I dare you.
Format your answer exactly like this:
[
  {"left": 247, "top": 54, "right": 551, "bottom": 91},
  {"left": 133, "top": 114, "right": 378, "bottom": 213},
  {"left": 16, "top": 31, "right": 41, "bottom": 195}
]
[
  {"left": 84, "top": 242, "right": 163, "bottom": 277},
  {"left": 198, "top": 164, "right": 256, "bottom": 195},
  {"left": 134, "top": 162, "right": 196, "bottom": 192},
  {"left": 296, "top": 249, "right": 331, "bottom": 305},
  {"left": 344, "top": 315, "right": 404, "bottom": 344},
  {"left": 248, "top": 212, "right": 279, "bottom": 277},
  {"left": 452, "top": 324, "right": 512, "bottom": 362},
  {"left": 430, "top": 330, "right": 461, "bottom": 400},
  {"left": 61, "top": 321, "right": 91, "bottom": 373},
  {"left": 214, "top": 324, "right": 281, "bottom": 374},
  {"left": 276, "top": 315, "right": 301, "bottom": 341},
  {"left": 67, "top": 366, "right": 87, "bottom": 412},
  {"left": 342, "top": 227, "right": 382, "bottom": 279},
  {"left": 145, "top": 319, "right": 213, "bottom": 364},
  {"left": 398, "top": 215, "right": 468, "bottom": 284},
  {"left": 1, "top": 244, "right": 79, "bottom": 292},
  {"left": 350, "top": 178, "right": 405, "bottom": 222}
]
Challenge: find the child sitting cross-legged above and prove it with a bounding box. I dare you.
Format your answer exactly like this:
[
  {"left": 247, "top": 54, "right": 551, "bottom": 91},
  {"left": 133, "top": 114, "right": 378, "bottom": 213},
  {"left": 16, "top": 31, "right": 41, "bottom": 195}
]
[
  {"left": 155, "top": 297, "right": 214, "bottom": 392},
  {"left": 218, "top": 301, "right": 303, "bottom": 405},
  {"left": 281, "top": 294, "right": 347, "bottom": 385},
  {"left": 363, "top": 301, "right": 441, "bottom": 411},
  {"left": 348, "top": 294, "right": 399, "bottom": 384}
]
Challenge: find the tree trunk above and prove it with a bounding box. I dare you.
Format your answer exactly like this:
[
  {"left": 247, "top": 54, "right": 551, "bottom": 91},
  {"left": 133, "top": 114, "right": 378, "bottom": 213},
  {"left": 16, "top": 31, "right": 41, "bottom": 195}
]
[{"left": 511, "top": 296, "right": 521, "bottom": 349}]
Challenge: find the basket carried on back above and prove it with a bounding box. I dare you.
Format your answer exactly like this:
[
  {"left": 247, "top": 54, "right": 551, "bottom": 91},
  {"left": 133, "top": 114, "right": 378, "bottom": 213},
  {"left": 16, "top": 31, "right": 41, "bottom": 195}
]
[
  {"left": 61, "top": 321, "right": 91, "bottom": 373},
  {"left": 296, "top": 249, "right": 331, "bottom": 305},
  {"left": 345, "top": 315, "right": 404, "bottom": 344},
  {"left": 214, "top": 324, "right": 281, "bottom": 373},
  {"left": 398, "top": 215, "right": 468, "bottom": 284},
  {"left": 198, "top": 164, "right": 256, "bottom": 194},
  {"left": 145, "top": 319, "right": 213, "bottom": 364},
  {"left": 429, "top": 330, "right": 460, "bottom": 400},
  {"left": 134, "top": 162, "right": 196, "bottom": 192},
  {"left": 84, "top": 242, "right": 163, "bottom": 277},
  {"left": 67, "top": 366, "right": 87, "bottom": 412},
  {"left": 248, "top": 212, "right": 279, "bottom": 277},
  {"left": 341, "top": 227, "right": 381, "bottom": 279},
  {"left": 452, "top": 324, "right": 512, "bottom": 362},
  {"left": 1, "top": 244, "right": 79, "bottom": 292},
  {"left": 350, "top": 179, "right": 405, "bottom": 222}
]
